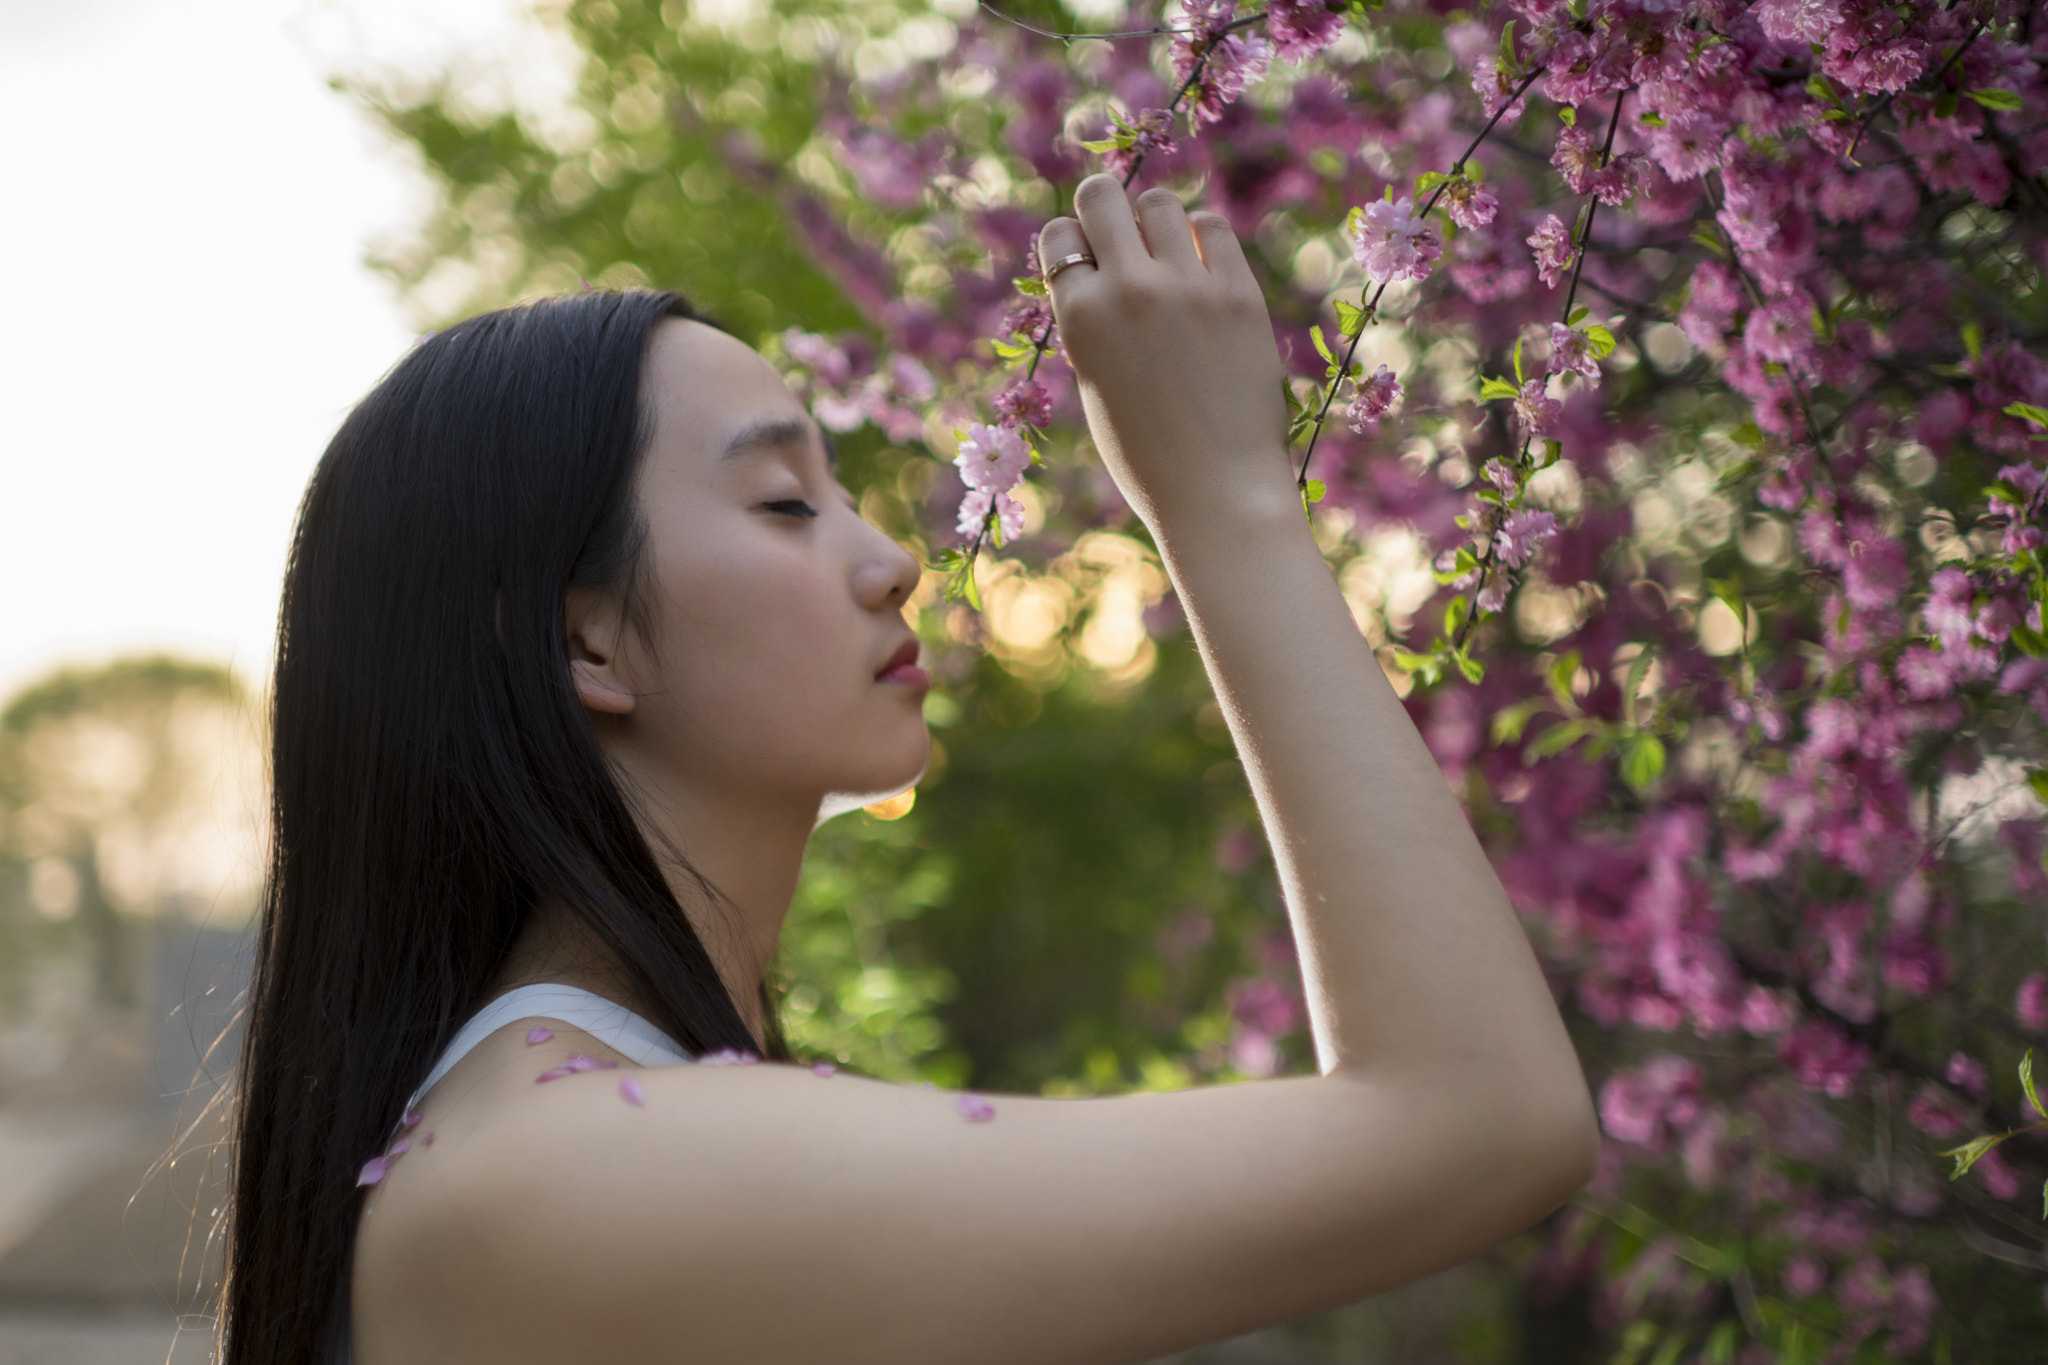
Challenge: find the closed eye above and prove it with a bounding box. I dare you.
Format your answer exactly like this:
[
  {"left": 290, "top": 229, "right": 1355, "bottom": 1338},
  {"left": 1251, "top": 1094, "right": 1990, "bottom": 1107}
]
[{"left": 763, "top": 498, "right": 820, "bottom": 519}]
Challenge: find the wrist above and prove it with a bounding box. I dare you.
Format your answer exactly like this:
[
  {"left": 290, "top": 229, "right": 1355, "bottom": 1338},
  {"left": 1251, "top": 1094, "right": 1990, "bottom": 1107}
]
[{"left": 1146, "top": 464, "right": 1318, "bottom": 570}]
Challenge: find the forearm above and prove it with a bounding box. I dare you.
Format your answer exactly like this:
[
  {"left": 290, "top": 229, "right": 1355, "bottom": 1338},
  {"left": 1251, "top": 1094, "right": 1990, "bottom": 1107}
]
[{"left": 1157, "top": 480, "right": 1583, "bottom": 1105}]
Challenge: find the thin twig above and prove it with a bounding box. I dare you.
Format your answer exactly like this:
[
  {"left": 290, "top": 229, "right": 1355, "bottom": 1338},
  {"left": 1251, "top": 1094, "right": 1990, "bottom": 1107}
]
[{"left": 1292, "top": 68, "right": 1544, "bottom": 487}]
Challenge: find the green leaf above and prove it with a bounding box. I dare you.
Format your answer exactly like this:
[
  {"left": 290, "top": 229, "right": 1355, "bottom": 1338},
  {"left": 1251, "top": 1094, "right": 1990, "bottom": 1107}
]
[
  {"left": 1480, "top": 376, "right": 1521, "bottom": 401},
  {"left": 1988, "top": 479, "right": 2026, "bottom": 506},
  {"left": 991, "top": 338, "right": 1035, "bottom": 362},
  {"left": 1414, "top": 170, "right": 1453, "bottom": 195},
  {"left": 1708, "top": 576, "right": 1745, "bottom": 621},
  {"left": 1498, "top": 20, "right": 1518, "bottom": 72},
  {"left": 1433, "top": 546, "right": 1479, "bottom": 585},
  {"left": 1582, "top": 324, "right": 1617, "bottom": 360},
  {"left": 1547, "top": 649, "right": 1582, "bottom": 711},
  {"left": 1568, "top": 306, "right": 1590, "bottom": 325},
  {"left": 1444, "top": 594, "right": 1471, "bottom": 636},
  {"left": 1559, "top": 106, "right": 1578, "bottom": 126},
  {"left": 1012, "top": 274, "right": 1047, "bottom": 297},
  {"left": 1541, "top": 438, "right": 1562, "bottom": 467},
  {"left": 1305, "top": 478, "right": 1327, "bottom": 504},
  {"left": 1638, "top": 111, "right": 1668, "bottom": 127},
  {"left": 1690, "top": 224, "right": 1727, "bottom": 257},
  {"left": 1311, "top": 325, "right": 1335, "bottom": 365},
  {"left": 1717, "top": 456, "right": 1760, "bottom": 489},
  {"left": 1527, "top": 717, "right": 1593, "bottom": 760},
  {"left": 2004, "top": 401, "right": 2048, "bottom": 429},
  {"left": 1491, "top": 697, "right": 1548, "bottom": 745},
  {"left": 1622, "top": 647, "right": 1656, "bottom": 720},
  {"left": 2015, "top": 625, "right": 2048, "bottom": 658},
  {"left": 1933, "top": 90, "right": 1960, "bottom": 119},
  {"left": 1967, "top": 87, "right": 2024, "bottom": 111},
  {"left": 1512, "top": 337, "right": 1527, "bottom": 386},
  {"left": 1941, "top": 1131, "right": 2015, "bottom": 1179},
  {"left": 1335, "top": 299, "right": 1369, "bottom": 338},
  {"left": 1729, "top": 421, "right": 1766, "bottom": 450},
  {"left": 936, "top": 548, "right": 983, "bottom": 610},
  {"left": 1621, "top": 733, "right": 1666, "bottom": 790},
  {"left": 1077, "top": 134, "right": 1135, "bottom": 153},
  {"left": 1963, "top": 319, "right": 1983, "bottom": 361},
  {"left": 1454, "top": 652, "right": 1486, "bottom": 685},
  {"left": 2022, "top": 1050, "right": 2043, "bottom": 1121},
  {"left": 1389, "top": 646, "right": 1437, "bottom": 673}
]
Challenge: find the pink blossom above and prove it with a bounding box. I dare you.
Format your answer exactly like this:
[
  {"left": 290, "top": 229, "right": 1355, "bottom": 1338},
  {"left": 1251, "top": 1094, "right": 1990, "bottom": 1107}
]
[
  {"left": 1228, "top": 976, "right": 1302, "bottom": 1037},
  {"left": 1527, "top": 215, "right": 1574, "bottom": 289},
  {"left": 536, "top": 1054, "right": 618, "bottom": 1083},
  {"left": 1754, "top": 0, "right": 1841, "bottom": 44},
  {"left": 1101, "top": 108, "right": 1178, "bottom": 181},
  {"left": 1546, "top": 323, "right": 1600, "bottom": 382},
  {"left": 1348, "top": 196, "right": 1441, "bottom": 286},
  {"left": 524, "top": 1026, "right": 554, "bottom": 1045},
  {"left": 1906, "top": 1085, "right": 1967, "bottom": 1138},
  {"left": 1471, "top": 56, "right": 1527, "bottom": 123},
  {"left": 1975, "top": 1144, "right": 2022, "bottom": 1200},
  {"left": 1945, "top": 1051, "right": 1988, "bottom": 1097},
  {"left": 698, "top": 1048, "right": 762, "bottom": 1067},
  {"left": 955, "top": 1092, "right": 996, "bottom": 1122},
  {"left": 1494, "top": 510, "right": 1558, "bottom": 568},
  {"left": 1780, "top": 1019, "right": 1869, "bottom": 1098},
  {"left": 1263, "top": 0, "right": 1346, "bottom": 63},
  {"left": 1551, "top": 124, "right": 1601, "bottom": 197},
  {"left": 356, "top": 1137, "right": 410, "bottom": 1188},
  {"left": 1346, "top": 365, "right": 1402, "bottom": 430},
  {"left": 619, "top": 1076, "right": 647, "bottom": 1107},
  {"left": 2017, "top": 972, "right": 2048, "bottom": 1032},
  {"left": 1783, "top": 1255, "right": 1827, "bottom": 1299},
  {"left": 811, "top": 1060, "right": 838, "bottom": 1077},
  {"left": 993, "top": 380, "right": 1052, "bottom": 431},
  {"left": 1513, "top": 379, "right": 1562, "bottom": 437},
  {"left": 1443, "top": 179, "right": 1499, "bottom": 230},
  {"left": 1171, "top": 1, "right": 1274, "bottom": 128},
  {"left": 400, "top": 1107, "right": 421, "bottom": 1129},
  {"left": 1599, "top": 1054, "right": 1703, "bottom": 1147},
  {"left": 954, "top": 422, "right": 1031, "bottom": 494},
  {"left": 957, "top": 487, "right": 1026, "bottom": 543}
]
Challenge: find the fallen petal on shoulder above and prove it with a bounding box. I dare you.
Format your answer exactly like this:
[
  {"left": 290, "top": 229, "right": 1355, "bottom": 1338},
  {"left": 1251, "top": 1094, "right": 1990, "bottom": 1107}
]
[{"left": 525, "top": 1026, "right": 555, "bottom": 1045}]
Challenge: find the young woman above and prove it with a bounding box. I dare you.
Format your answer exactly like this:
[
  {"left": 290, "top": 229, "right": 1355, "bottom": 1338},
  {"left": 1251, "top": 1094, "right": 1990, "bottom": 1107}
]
[{"left": 229, "top": 175, "right": 1598, "bottom": 1365}]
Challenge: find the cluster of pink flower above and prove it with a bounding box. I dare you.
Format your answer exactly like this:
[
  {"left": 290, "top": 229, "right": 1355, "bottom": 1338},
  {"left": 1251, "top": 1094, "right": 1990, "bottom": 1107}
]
[{"left": 769, "top": 0, "right": 2048, "bottom": 1346}]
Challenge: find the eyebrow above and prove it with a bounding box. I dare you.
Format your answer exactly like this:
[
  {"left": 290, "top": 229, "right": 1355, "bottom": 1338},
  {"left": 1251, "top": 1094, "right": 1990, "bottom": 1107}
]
[{"left": 719, "top": 417, "right": 834, "bottom": 469}]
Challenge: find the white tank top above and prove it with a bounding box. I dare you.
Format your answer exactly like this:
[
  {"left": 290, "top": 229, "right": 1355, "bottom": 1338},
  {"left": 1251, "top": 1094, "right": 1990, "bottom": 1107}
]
[{"left": 403, "top": 981, "right": 695, "bottom": 1113}]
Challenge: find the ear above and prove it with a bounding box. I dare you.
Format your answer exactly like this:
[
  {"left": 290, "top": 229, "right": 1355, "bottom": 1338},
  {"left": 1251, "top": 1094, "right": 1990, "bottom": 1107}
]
[{"left": 564, "top": 588, "right": 638, "bottom": 717}]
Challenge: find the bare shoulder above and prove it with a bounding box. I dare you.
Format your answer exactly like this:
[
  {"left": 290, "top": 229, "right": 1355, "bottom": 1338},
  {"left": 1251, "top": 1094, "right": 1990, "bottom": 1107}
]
[{"left": 353, "top": 1048, "right": 1591, "bottom": 1365}]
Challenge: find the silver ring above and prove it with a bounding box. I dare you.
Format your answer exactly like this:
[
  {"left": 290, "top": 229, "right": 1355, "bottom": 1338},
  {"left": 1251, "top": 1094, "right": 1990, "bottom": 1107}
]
[{"left": 1042, "top": 251, "right": 1096, "bottom": 283}]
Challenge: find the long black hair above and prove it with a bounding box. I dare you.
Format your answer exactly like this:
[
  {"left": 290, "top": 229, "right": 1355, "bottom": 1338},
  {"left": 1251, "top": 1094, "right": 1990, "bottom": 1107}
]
[{"left": 227, "top": 289, "right": 773, "bottom": 1363}]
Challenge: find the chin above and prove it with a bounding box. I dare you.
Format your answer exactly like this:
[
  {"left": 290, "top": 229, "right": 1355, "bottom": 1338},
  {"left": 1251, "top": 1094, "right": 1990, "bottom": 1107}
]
[{"left": 814, "top": 737, "right": 931, "bottom": 827}]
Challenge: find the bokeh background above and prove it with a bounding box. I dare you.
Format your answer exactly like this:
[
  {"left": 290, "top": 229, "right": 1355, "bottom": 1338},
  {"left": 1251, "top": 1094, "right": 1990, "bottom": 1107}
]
[{"left": 0, "top": 1, "right": 1434, "bottom": 1360}]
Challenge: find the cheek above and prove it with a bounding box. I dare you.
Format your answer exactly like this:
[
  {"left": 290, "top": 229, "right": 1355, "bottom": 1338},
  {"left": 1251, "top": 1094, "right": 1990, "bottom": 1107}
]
[{"left": 651, "top": 545, "right": 868, "bottom": 745}]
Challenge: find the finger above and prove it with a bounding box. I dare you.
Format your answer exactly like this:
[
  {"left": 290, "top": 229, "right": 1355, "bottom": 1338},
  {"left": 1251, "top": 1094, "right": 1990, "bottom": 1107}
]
[
  {"left": 1189, "top": 210, "right": 1258, "bottom": 291},
  {"left": 1133, "top": 187, "right": 1201, "bottom": 270},
  {"left": 1070, "top": 173, "right": 1147, "bottom": 271},
  {"left": 1036, "top": 217, "right": 1098, "bottom": 298}
]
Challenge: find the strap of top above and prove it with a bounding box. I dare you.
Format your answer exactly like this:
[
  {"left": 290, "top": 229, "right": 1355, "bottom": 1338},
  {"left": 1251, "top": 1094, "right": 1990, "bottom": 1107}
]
[{"left": 403, "top": 982, "right": 693, "bottom": 1113}]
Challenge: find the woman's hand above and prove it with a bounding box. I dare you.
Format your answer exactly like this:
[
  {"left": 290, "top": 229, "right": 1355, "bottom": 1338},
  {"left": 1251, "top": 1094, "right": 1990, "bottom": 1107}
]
[{"left": 1038, "top": 175, "right": 1295, "bottom": 535}]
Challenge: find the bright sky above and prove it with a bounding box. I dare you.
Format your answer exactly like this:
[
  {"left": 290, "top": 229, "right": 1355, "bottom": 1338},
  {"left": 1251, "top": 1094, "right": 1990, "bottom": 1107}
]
[{"left": 0, "top": 0, "right": 575, "bottom": 701}]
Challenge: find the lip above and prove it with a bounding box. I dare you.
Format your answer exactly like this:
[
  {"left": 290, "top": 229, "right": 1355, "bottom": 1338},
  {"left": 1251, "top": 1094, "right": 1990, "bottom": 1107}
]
[{"left": 875, "top": 640, "right": 928, "bottom": 689}]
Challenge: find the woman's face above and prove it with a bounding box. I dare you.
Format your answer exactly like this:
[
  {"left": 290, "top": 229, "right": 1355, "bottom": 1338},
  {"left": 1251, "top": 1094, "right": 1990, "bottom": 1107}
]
[{"left": 578, "top": 319, "right": 928, "bottom": 819}]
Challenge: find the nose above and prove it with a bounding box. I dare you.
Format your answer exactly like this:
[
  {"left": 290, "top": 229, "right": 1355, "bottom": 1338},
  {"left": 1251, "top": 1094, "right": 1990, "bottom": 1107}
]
[{"left": 852, "top": 517, "right": 924, "bottom": 613}]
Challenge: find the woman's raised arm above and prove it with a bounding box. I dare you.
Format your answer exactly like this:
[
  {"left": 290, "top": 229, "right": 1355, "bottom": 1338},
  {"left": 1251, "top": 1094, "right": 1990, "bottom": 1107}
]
[{"left": 353, "top": 176, "right": 1597, "bottom": 1365}]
